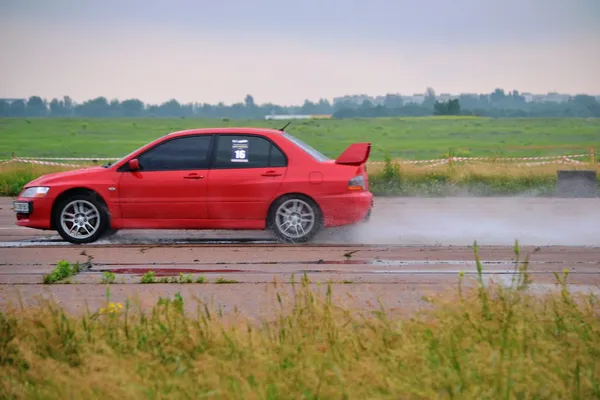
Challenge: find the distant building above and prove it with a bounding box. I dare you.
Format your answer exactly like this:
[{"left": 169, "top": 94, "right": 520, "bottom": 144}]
[
  {"left": 403, "top": 94, "right": 425, "bottom": 104},
  {"left": 521, "top": 92, "right": 534, "bottom": 102},
  {"left": 437, "top": 93, "right": 456, "bottom": 102},
  {"left": 0, "top": 98, "right": 26, "bottom": 104}
]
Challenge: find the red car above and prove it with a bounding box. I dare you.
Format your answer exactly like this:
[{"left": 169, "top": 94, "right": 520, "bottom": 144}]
[{"left": 13, "top": 127, "right": 373, "bottom": 244}]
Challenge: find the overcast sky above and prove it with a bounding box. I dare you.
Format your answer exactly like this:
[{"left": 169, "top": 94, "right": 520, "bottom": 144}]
[{"left": 1, "top": 0, "right": 598, "bottom": 105}]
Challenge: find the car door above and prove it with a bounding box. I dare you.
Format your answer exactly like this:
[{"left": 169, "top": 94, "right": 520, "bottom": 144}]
[
  {"left": 117, "top": 134, "right": 213, "bottom": 226},
  {"left": 206, "top": 134, "right": 288, "bottom": 221}
]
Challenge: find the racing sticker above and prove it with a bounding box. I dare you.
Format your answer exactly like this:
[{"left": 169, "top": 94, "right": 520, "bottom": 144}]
[{"left": 231, "top": 139, "right": 249, "bottom": 162}]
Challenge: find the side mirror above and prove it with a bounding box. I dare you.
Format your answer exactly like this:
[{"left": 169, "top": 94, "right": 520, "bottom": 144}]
[{"left": 128, "top": 159, "right": 140, "bottom": 171}]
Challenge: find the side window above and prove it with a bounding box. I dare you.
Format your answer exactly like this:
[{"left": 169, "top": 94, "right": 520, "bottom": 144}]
[
  {"left": 137, "top": 135, "right": 212, "bottom": 171},
  {"left": 269, "top": 145, "right": 287, "bottom": 167},
  {"left": 213, "top": 135, "right": 287, "bottom": 169}
]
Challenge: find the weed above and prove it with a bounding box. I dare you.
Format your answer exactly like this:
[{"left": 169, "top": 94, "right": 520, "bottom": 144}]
[
  {"left": 140, "top": 271, "right": 155, "bottom": 284},
  {"left": 42, "top": 260, "right": 82, "bottom": 284},
  {"left": 100, "top": 271, "right": 116, "bottom": 284},
  {"left": 195, "top": 276, "right": 206, "bottom": 284},
  {"left": 99, "top": 302, "right": 124, "bottom": 316},
  {"left": 214, "top": 277, "right": 239, "bottom": 284},
  {"left": 141, "top": 273, "right": 194, "bottom": 284},
  {"left": 157, "top": 292, "right": 185, "bottom": 314}
]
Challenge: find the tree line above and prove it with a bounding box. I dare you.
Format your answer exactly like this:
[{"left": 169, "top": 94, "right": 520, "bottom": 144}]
[{"left": 1, "top": 89, "right": 599, "bottom": 119}]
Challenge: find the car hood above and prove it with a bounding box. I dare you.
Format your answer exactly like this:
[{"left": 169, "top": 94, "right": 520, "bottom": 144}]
[{"left": 25, "top": 166, "right": 107, "bottom": 187}]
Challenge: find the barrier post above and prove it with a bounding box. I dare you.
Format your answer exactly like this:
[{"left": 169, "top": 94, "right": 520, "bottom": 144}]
[{"left": 591, "top": 148, "right": 595, "bottom": 167}]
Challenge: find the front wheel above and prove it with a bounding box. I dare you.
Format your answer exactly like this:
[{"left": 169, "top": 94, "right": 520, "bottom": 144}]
[
  {"left": 53, "top": 194, "right": 109, "bottom": 244},
  {"left": 267, "top": 195, "right": 323, "bottom": 243}
]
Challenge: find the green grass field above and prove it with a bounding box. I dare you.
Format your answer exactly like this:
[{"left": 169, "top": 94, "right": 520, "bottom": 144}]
[{"left": 1, "top": 117, "right": 598, "bottom": 161}]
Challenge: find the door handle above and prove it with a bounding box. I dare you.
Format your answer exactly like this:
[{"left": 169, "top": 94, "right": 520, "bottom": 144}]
[
  {"left": 184, "top": 174, "right": 204, "bottom": 179},
  {"left": 261, "top": 171, "right": 282, "bottom": 177}
]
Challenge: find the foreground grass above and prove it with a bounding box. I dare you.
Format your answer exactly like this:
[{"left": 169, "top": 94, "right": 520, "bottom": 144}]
[
  {"left": 0, "top": 164, "right": 75, "bottom": 197},
  {"left": 1, "top": 116, "right": 599, "bottom": 161},
  {"left": 1, "top": 245, "right": 599, "bottom": 398},
  {"left": 3, "top": 159, "right": 598, "bottom": 197}
]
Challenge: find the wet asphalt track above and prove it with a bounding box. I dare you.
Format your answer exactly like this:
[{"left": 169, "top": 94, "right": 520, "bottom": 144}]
[{"left": 1, "top": 196, "right": 599, "bottom": 317}]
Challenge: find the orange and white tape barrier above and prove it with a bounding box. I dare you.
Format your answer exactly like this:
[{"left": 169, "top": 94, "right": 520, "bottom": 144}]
[
  {"left": 367, "top": 154, "right": 593, "bottom": 167},
  {"left": 0, "top": 154, "right": 597, "bottom": 168},
  {"left": 0, "top": 157, "right": 119, "bottom": 168}
]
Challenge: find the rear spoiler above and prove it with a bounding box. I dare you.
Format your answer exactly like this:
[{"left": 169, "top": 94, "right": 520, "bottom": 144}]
[{"left": 335, "top": 142, "right": 371, "bottom": 166}]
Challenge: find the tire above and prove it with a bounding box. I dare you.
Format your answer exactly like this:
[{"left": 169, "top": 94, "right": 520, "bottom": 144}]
[
  {"left": 52, "top": 193, "right": 109, "bottom": 244},
  {"left": 267, "top": 194, "right": 323, "bottom": 243}
]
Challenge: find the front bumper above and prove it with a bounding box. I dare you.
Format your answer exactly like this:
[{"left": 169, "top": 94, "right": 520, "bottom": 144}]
[{"left": 14, "top": 197, "right": 53, "bottom": 230}]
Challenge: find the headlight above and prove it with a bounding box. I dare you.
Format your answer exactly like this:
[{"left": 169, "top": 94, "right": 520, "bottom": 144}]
[{"left": 21, "top": 186, "right": 50, "bottom": 198}]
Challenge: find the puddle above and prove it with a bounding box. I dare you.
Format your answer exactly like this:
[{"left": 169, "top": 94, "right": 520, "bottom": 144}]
[
  {"left": 95, "top": 259, "right": 532, "bottom": 267},
  {"left": 0, "top": 241, "right": 73, "bottom": 247}
]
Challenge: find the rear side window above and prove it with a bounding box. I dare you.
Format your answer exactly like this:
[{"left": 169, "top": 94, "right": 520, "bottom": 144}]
[
  {"left": 137, "top": 135, "right": 212, "bottom": 171},
  {"left": 269, "top": 145, "right": 287, "bottom": 167},
  {"left": 212, "top": 135, "right": 288, "bottom": 169}
]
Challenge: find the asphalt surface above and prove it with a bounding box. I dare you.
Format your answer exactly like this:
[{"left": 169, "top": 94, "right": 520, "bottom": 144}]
[{"left": 1, "top": 196, "right": 599, "bottom": 318}]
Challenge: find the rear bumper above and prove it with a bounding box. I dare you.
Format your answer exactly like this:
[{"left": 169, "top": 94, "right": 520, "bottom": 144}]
[
  {"left": 14, "top": 197, "right": 53, "bottom": 230},
  {"left": 363, "top": 198, "right": 373, "bottom": 222},
  {"left": 317, "top": 191, "right": 373, "bottom": 227}
]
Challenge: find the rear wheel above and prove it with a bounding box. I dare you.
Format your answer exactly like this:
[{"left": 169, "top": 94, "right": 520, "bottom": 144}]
[
  {"left": 53, "top": 194, "right": 109, "bottom": 244},
  {"left": 267, "top": 195, "right": 323, "bottom": 243}
]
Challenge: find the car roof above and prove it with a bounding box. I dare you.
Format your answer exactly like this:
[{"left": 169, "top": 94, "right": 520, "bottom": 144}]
[{"left": 166, "top": 127, "right": 285, "bottom": 137}]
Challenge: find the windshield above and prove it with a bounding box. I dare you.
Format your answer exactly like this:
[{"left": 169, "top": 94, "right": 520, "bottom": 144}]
[{"left": 281, "top": 132, "right": 330, "bottom": 162}]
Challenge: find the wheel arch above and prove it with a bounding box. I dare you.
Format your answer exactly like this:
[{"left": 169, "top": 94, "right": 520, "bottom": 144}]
[{"left": 50, "top": 187, "right": 111, "bottom": 230}]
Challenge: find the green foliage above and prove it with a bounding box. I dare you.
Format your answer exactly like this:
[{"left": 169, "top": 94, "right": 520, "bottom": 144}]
[
  {"left": 0, "top": 164, "right": 51, "bottom": 197},
  {"left": 139, "top": 273, "right": 208, "bottom": 284},
  {"left": 100, "top": 271, "right": 116, "bottom": 284},
  {"left": 140, "top": 270, "right": 155, "bottom": 284},
  {"left": 2, "top": 245, "right": 600, "bottom": 398},
  {"left": 367, "top": 158, "right": 595, "bottom": 196},
  {"left": 214, "top": 277, "right": 239, "bottom": 284},
  {"left": 156, "top": 292, "right": 185, "bottom": 314},
  {"left": 433, "top": 99, "right": 461, "bottom": 115},
  {"left": 178, "top": 273, "right": 193, "bottom": 283},
  {"left": 42, "top": 260, "right": 82, "bottom": 284},
  {"left": 3, "top": 91, "right": 600, "bottom": 119}
]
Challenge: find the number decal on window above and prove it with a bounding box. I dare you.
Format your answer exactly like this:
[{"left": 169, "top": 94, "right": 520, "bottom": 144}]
[{"left": 231, "top": 139, "right": 249, "bottom": 162}]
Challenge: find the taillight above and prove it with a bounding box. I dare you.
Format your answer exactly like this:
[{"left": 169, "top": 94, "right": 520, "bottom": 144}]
[{"left": 348, "top": 175, "right": 366, "bottom": 191}]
